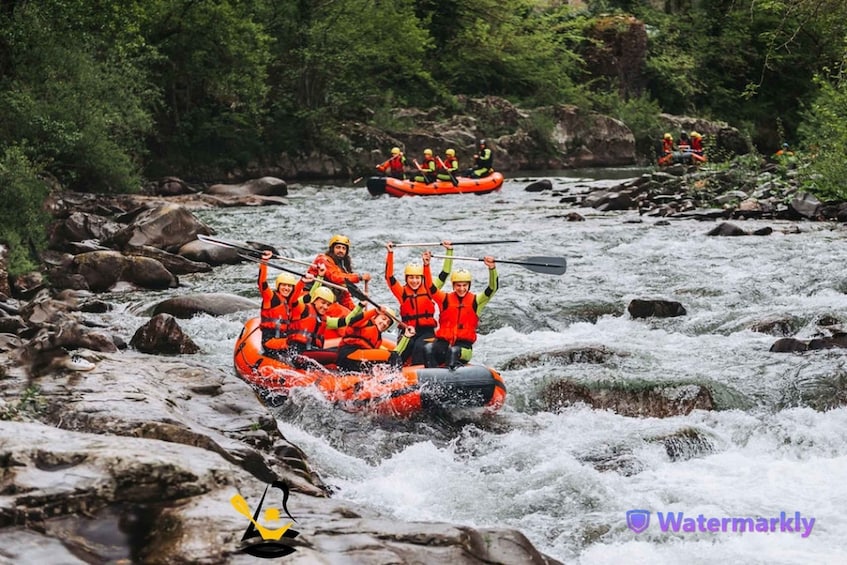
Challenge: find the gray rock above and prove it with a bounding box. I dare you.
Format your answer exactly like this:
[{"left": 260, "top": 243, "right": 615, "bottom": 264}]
[{"left": 151, "top": 293, "right": 258, "bottom": 318}]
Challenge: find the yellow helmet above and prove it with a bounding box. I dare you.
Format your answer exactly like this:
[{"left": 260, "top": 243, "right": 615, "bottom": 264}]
[
  {"left": 424, "top": 148, "right": 433, "bottom": 156},
  {"left": 451, "top": 269, "right": 473, "bottom": 283},
  {"left": 446, "top": 148, "right": 456, "bottom": 156},
  {"left": 391, "top": 147, "right": 401, "bottom": 155},
  {"left": 691, "top": 131, "right": 702, "bottom": 138},
  {"left": 663, "top": 133, "right": 672, "bottom": 140},
  {"left": 404, "top": 263, "right": 424, "bottom": 276},
  {"left": 313, "top": 286, "right": 335, "bottom": 304},
  {"left": 275, "top": 273, "right": 297, "bottom": 287},
  {"left": 328, "top": 234, "right": 350, "bottom": 248}
]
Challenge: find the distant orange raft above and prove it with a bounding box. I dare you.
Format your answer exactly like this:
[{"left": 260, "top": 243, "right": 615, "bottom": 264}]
[
  {"left": 366, "top": 172, "right": 504, "bottom": 197},
  {"left": 233, "top": 318, "right": 506, "bottom": 417}
]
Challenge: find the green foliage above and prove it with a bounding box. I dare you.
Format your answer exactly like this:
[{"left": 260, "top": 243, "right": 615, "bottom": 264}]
[
  {"left": 0, "top": 147, "right": 50, "bottom": 274},
  {"left": 594, "top": 91, "right": 663, "bottom": 162},
  {"left": 0, "top": 1, "right": 155, "bottom": 193},
  {"left": 0, "top": 386, "right": 45, "bottom": 421},
  {"left": 797, "top": 73, "right": 847, "bottom": 201}
]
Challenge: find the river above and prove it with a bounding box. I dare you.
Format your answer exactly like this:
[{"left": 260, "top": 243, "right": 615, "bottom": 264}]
[{"left": 111, "top": 171, "right": 846, "bottom": 564}]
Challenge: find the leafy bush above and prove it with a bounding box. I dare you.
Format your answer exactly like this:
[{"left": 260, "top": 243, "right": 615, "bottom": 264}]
[
  {"left": 0, "top": 147, "right": 48, "bottom": 274},
  {"left": 798, "top": 74, "right": 847, "bottom": 201}
]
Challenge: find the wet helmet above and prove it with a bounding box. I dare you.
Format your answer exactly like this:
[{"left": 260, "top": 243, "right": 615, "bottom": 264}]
[
  {"left": 328, "top": 234, "right": 350, "bottom": 248},
  {"left": 446, "top": 148, "right": 456, "bottom": 156},
  {"left": 274, "top": 273, "right": 297, "bottom": 287},
  {"left": 313, "top": 287, "right": 336, "bottom": 304},
  {"left": 391, "top": 147, "right": 401, "bottom": 155},
  {"left": 404, "top": 263, "right": 424, "bottom": 276},
  {"left": 424, "top": 148, "right": 433, "bottom": 156},
  {"left": 451, "top": 269, "right": 473, "bottom": 283}
]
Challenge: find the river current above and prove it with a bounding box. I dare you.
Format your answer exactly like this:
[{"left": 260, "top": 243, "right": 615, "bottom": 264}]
[{"left": 111, "top": 172, "right": 846, "bottom": 564}]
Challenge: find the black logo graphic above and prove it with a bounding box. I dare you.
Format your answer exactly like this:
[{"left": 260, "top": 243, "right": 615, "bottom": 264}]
[{"left": 231, "top": 480, "right": 300, "bottom": 558}]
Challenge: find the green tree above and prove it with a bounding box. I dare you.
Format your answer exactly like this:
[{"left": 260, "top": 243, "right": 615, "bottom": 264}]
[{"left": 798, "top": 71, "right": 847, "bottom": 200}]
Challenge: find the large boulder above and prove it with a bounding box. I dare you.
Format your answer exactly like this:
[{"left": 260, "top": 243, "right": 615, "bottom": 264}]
[
  {"left": 72, "top": 251, "right": 177, "bottom": 292},
  {"left": 103, "top": 203, "right": 214, "bottom": 252},
  {"left": 151, "top": 293, "right": 259, "bottom": 318},
  {"left": 130, "top": 313, "right": 200, "bottom": 354},
  {"left": 177, "top": 239, "right": 241, "bottom": 265},
  {"left": 206, "top": 177, "right": 288, "bottom": 197}
]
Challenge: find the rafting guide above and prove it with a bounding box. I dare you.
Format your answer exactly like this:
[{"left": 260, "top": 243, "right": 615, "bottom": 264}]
[{"left": 626, "top": 509, "right": 815, "bottom": 537}]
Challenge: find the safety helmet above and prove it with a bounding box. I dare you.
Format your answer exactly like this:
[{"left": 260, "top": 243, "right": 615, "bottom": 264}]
[
  {"left": 275, "top": 273, "right": 297, "bottom": 287},
  {"left": 328, "top": 234, "right": 350, "bottom": 248},
  {"left": 313, "top": 287, "right": 335, "bottom": 304},
  {"left": 391, "top": 147, "right": 401, "bottom": 155},
  {"left": 691, "top": 131, "right": 702, "bottom": 138},
  {"left": 446, "top": 148, "right": 455, "bottom": 156},
  {"left": 424, "top": 148, "right": 433, "bottom": 156},
  {"left": 479, "top": 139, "right": 486, "bottom": 146},
  {"left": 680, "top": 131, "right": 688, "bottom": 137},
  {"left": 663, "top": 133, "right": 672, "bottom": 140},
  {"left": 404, "top": 263, "right": 424, "bottom": 276},
  {"left": 451, "top": 269, "right": 473, "bottom": 283},
  {"left": 782, "top": 142, "right": 789, "bottom": 148}
]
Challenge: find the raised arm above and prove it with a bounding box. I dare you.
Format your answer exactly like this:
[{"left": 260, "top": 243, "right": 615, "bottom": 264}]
[
  {"left": 433, "top": 240, "right": 454, "bottom": 290},
  {"left": 474, "top": 256, "right": 498, "bottom": 313}
]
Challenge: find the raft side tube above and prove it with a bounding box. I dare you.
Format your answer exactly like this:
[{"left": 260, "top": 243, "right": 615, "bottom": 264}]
[{"left": 416, "top": 365, "right": 506, "bottom": 409}]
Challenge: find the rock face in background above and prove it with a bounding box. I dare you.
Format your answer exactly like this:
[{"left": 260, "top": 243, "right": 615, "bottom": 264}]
[{"left": 580, "top": 15, "right": 648, "bottom": 100}]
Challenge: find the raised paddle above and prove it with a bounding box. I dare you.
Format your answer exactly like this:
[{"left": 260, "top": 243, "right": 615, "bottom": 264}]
[
  {"left": 435, "top": 156, "right": 459, "bottom": 186},
  {"left": 431, "top": 254, "right": 567, "bottom": 275},
  {"left": 197, "top": 234, "right": 278, "bottom": 255},
  {"left": 391, "top": 240, "right": 520, "bottom": 248}
]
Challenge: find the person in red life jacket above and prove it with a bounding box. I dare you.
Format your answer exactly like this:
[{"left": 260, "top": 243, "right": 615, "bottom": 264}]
[
  {"left": 689, "top": 131, "right": 704, "bottom": 156},
  {"left": 376, "top": 147, "right": 406, "bottom": 179},
  {"left": 335, "top": 305, "right": 413, "bottom": 372},
  {"left": 307, "top": 234, "right": 371, "bottom": 310},
  {"left": 286, "top": 281, "right": 362, "bottom": 367},
  {"left": 257, "top": 250, "right": 310, "bottom": 358},
  {"left": 414, "top": 149, "right": 437, "bottom": 183},
  {"left": 437, "top": 148, "right": 459, "bottom": 181},
  {"left": 662, "top": 133, "right": 674, "bottom": 155},
  {"left": 385, "top": 240, "right": 453, "bottom": 365},
  {"left": 427, "top": 257, "right": 498, "bottom": 370}
]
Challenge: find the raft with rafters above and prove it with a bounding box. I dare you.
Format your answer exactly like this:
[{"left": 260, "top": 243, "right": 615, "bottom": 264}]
[
  {"left": 366, "top": 172, "right": 504, "bottom": 197},
  {"left": 233, "top": 317, "right": 507, "bottom": 417}
]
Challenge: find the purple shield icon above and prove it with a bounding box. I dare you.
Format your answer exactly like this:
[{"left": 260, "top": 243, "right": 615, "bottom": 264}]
[{"left": 626, "top": 509, "right": 651, "bottom": 533}]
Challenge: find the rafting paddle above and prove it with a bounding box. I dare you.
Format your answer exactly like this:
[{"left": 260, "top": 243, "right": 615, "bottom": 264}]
[
  {"left": 391, "top": 240, "right": 520, "bottom": 248},
  {"left": 431, "top": 254, "right": 567, "bottom": 275},
  {"left": 197, "top": 234, "right": 278, "bottom": 256},
  {"left": 435, "top": 156, "right": 459, "bottom": 186}
]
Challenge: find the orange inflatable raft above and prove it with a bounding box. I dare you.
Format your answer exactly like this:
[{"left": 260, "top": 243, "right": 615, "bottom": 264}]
[
  {"left": 233, "top": 318, "right": 507, "bottom": 417},
  {"left": 366, "top": 172, "right": 504, "bottom": 197}
]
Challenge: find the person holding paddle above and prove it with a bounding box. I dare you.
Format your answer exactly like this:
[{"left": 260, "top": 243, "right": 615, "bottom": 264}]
[
  {"left": 427, "top": 256, "right": 498, "bottom": 370},
  {"left": 257, "top": 249, "right": 311, "bottom": 358},
  {"left": 385, "top": 240, "right": 454, "bottom": 365},
  {"left": 413, "top": 149, "right": 437, "bottom": 184},
  {"left": 436, "top": 149, "right": 459, "bottom": 183},
  {"left": 376, "top": 147, "right": 406, "bottom": 179},
  {"left": 468, "top": 139, "right": 494, "bottom": 178},
  {"left": 336, "top": 304, "right": 412, "bottom": 372},
  {"left": 308, "top": 234, "right": 371, "bottom": 310}
]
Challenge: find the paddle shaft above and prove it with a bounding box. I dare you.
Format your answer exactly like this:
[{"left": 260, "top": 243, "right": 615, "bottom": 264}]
[
  {"left": 435, "top": 155, "right": 459, "bottom": 185},
  {"left": 392, "top": 240, "right": 520, "bottom": 248},
  {"left": 431, "top": 254, "right": 567, "bottom": 274}
]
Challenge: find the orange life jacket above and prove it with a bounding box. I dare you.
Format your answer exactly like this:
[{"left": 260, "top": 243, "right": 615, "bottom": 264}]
[
  {"left": 287, "top": 304, "right": 325, "bottom": 349},
  {"left": 435, "top": 292, "right": 479, "bottom": 345},
  {"left": 400, "top": 286, "right": 437, "bottom": 329},
  {"left": 340, "top": 320, "right": 382, "bottom": 350}
]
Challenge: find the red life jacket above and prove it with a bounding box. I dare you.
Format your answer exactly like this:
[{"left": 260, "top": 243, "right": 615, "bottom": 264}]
[
  {"left": 422, "top": 155, "right": 436, "bottom": 172},
  {"left": 662, "top": 138, "right": 674, "bottom": 154},
  {"left": 389, "top": 154, "right": 405, "bottom": 174},
  {"left": 435, "top": 292, "right": 479, "bottom": 344},
  {"left": 691, "top": 137, "right": 703, "bottom": 154},
  {"left": 340, "top": 320, "right": 382, "bottom": 349},
  {"left": 400, "top": 286, "right": 437, "bottom": 329},
  {"left": 287, "top": 304, "right": 325, "bottom": 349}
]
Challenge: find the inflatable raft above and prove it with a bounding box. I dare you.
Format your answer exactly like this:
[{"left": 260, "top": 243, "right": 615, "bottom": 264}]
[
  {"left": 366, "top": 172, "right": 504, "bottom": 197},
  {"left": 233, "top": 318, "right": 506, "bottom": 417},
  {"left": 658, "top": 151, "right": 706, "bottom": 167}
]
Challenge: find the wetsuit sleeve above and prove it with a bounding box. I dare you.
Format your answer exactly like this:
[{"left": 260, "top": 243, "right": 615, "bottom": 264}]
[
  {"left": 475, "top": 267, "right": 498, "bottom": 313},
  {"left": 433, "top": 248, "right": 453, "bottom": 291},
  {"left": 258, "top": 262, "right": 273, "bottom": 305},
  {"left": 394, "top": 335, "right": 410, "bottom": 355},
  {"left": 386, "top": 250, "right": 403, "bottom": 301}
]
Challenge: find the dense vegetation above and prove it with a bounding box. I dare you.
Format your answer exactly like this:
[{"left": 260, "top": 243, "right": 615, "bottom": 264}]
[{"left": 0, "top": 0, "right": 845, "bottom": 273}]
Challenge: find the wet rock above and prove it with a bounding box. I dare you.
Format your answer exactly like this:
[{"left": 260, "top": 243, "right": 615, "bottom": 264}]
[
  {"left": 652, "top": 427, "right": 715, "bottom": 461},
  {"left": 126, "top": 245, "right": 212, "bottom": 275},
  {"left": 770, "top": 338, "right": 808, "bottom": 352},
  {"left": 177, "top": 239, "right": 241, "bottom": 265},
  {"left": 9, "top": 271, "right": 46, "bottom": 299},
  {"left": 103, "top": 203, "right": 214, "bottom": 252},
  {"left": 750, "top": 317, "right": 800, "bottom": 337},
  {"left": 788, "top": 192, "right": 822, "bottom": 220},
  {"left": 542, "top": 378, "right": 715, "bottom": 417},
  {"left": 151, "top": 176, "right": 196, "bottom": 196},
  {"left": 206, "top": 176, "right": 288, "bottom": 197},
  {"left": 72, "top": 251, "right": 176, "bottom": 292},
  {"left": 47, "top": 211, "right": 122, "bottom": 250},
  {"left": 706, "top": 222, "right": 748, "bottom": 236},
  {"left": 130, "top": 313, "right": 200, "bottom": 354},
  {"left": 627, "top": 299, "right": 687, "bottom": 318},
  {"left": 502, "top": 346, "right": 615, "bottom": 370},
  {"left": 151, "top": 293, "right": 258, "bottom": 318},
  {"left": 124, "top": 256, "right": 178, "bottom": 290},
  {"left": 525, "top": 179, "right": 553, "bottom": 192}
]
